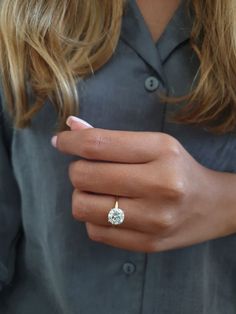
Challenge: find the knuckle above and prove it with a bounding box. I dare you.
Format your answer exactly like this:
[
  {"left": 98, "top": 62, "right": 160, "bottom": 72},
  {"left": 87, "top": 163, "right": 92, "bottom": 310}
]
[
  {"left": 71, "top": 190, "right": 88, "bottom": 221},
  {"left": 56, "top": 132, "right": 66, "bottom": 151},
  {"left": 158, "top": 211, "right": 176, "bottom": 229},
  {"left": 68, "top": 160, "right": 89, "bottom": 189},
  {"left": 145, "top": 172, "right": 186, "bottom": 201},
  {"left": 88, "top": 232, "right": 101, "bottom": 242},
  {"left": 68, "top": 161, "right": 77, "bottom": 184},
  {"left": 167, "top": 176, "right": 186, "bottom": 200},
  {"left": 81, "top": 129, "right": 108, "bottom": 158},
  {"left": 149, "top": 210, "right": 176, "bottom": 233},
  {"left": 86, "top": 224, "right": 102, "bottom": 242},
  {"left": 160, "top": 134, "right": 181, "bottom": 157},
  {"left": 145, "top": 238, "right": 159, "bottom": 253}
]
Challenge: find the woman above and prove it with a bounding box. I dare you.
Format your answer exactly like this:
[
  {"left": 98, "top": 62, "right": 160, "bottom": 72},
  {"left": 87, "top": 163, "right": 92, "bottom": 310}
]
[{"left": 0, "top": 0, "right": 236, "bottom": 313}]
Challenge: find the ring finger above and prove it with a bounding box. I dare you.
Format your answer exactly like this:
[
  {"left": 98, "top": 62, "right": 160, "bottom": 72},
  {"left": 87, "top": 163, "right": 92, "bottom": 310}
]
[{"left": 71, "top": 190, "right": 164, "bottom": 234}]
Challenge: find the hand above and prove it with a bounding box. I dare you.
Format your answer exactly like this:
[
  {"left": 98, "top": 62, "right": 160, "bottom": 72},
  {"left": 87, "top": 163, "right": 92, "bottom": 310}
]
[{"left": 52, "top": 117, "right": 235, "bottom": 252}]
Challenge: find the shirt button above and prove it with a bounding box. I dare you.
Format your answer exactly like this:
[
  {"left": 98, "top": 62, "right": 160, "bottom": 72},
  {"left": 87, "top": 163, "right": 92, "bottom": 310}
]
[
  {"left": 145, "top": 76, "right": 159, "bottom": 92},
  {"left": 122, "top": 262, "right": 136, "bottom": 275}
]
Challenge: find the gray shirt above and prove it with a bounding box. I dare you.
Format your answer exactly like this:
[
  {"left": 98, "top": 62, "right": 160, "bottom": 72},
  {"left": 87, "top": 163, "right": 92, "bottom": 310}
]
[{"left": 1, "top": 1, "right": 236, "bottom": 313}]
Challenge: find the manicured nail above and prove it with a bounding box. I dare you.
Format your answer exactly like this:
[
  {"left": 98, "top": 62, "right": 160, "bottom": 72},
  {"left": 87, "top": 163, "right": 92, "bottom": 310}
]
[
  {"left": 51, "top": 135, "right": 58, "bottom": 148},
  {"left": 66, "top": 116, "right": 93, "bottom": 128}
]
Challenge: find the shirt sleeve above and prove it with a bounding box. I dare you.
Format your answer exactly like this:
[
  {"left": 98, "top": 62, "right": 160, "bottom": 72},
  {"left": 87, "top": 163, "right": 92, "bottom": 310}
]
[{"left": 0, "top": 94, "right": 22, "bottom": 292}]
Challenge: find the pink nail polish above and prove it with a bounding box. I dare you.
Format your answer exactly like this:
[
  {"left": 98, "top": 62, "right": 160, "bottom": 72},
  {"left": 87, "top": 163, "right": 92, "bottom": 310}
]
[
  {"left": 66, "top": 116, "right": 93, "bottom": 128},
  {"left": 51, "top": 135, "right": 58, "bottom": 148}
]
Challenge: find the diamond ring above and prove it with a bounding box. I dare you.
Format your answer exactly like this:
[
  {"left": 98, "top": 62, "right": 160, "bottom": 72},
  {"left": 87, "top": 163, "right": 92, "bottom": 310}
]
[{"left": 108, "top": 199, "right": 125, "bottom": 225}]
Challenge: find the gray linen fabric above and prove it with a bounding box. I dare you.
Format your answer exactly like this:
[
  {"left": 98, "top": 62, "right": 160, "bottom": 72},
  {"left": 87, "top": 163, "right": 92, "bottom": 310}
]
[{"left": 1, "top": 1, "right": 236, "bottom": 313}]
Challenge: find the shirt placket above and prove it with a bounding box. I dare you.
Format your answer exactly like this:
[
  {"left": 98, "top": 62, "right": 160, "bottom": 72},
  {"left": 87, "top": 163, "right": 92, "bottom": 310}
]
[{"left": 119, "top": 1, "right": 193, "bottom": 313}]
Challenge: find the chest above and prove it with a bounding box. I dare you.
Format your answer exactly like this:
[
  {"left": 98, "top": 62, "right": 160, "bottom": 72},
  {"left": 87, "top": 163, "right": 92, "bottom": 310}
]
[
  {"left": 135, "top": 0, "right": 181, "bottom": 42},
  {"left": 14, "top": 39, "right": 235, "bottom": 174}
]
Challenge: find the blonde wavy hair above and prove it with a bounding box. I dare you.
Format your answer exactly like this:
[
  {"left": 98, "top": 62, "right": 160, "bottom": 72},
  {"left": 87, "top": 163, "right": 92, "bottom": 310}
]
[{"left": 0, "top": 0, "right": 236, "bottom": 134}]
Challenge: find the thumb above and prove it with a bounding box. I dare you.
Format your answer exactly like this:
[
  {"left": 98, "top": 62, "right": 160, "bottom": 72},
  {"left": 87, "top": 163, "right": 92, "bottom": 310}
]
[{"left": 66, "top": 116, "right": 94, "bottom": 130}]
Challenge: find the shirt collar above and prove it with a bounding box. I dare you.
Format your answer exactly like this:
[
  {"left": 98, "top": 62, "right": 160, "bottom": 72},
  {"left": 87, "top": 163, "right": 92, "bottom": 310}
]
[
  {"left": 120, "top": 0, "right": 193, "bottom": 80},
  {"left": 156, "top": 1, "right": 193, "bottom": 63}
]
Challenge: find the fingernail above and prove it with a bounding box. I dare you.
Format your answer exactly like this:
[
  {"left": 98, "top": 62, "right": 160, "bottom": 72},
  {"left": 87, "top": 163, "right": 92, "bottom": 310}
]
[
  {"left": 66, "top": 116, "right": 93, "bottom": 128},
  {"left": 51, "top": 135, "right": 58, "bottom": 148}
]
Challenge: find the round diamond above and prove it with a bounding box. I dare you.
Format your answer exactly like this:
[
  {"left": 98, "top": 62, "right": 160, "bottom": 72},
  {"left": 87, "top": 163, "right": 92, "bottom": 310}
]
[{"left": 108, "top": 207, "right": 125, "bottom": 225}]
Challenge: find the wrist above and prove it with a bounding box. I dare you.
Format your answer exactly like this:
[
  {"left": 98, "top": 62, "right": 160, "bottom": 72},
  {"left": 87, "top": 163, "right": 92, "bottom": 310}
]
[{"left": 202, "top": 167, "right": 236, "bottom": 237}]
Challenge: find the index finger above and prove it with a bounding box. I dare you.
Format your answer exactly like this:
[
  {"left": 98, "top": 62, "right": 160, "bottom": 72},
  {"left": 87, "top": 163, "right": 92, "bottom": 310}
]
[{"left": 54, "top": 128, "right": 165, "bottom": 163}]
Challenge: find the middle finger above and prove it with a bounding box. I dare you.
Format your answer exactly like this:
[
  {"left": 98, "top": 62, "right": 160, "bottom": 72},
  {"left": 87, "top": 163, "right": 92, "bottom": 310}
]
[{"left": 69, "top": 159, "right": 148, "bottom": 197}]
